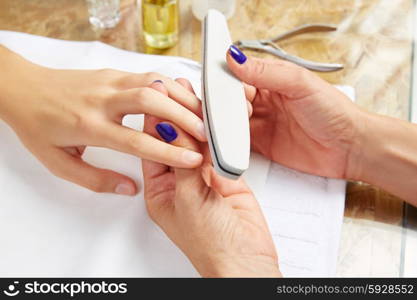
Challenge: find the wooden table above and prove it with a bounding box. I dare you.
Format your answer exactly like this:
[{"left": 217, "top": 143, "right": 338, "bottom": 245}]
[{"left": 0, "top": 0, "right": 414, "bottom": 276}]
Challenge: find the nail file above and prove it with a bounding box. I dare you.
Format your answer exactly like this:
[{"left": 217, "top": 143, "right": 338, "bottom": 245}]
[{"left": 202, "top": 9, "right": 250, "bottom": 179}]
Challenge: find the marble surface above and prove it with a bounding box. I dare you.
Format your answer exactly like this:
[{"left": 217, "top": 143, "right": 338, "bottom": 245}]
[
  {"left": 338, "top": 218, "right": 403, "bottom": 277},
  {"left": 0, "top": 0, "right": 415, "bottom": 276}
]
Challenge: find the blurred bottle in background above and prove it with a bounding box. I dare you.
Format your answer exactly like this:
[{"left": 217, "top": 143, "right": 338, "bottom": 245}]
[
  {"left": 142, "top": 0, "right": 179, "bottom": 49},
  {"left": 86, "top": 0, "right": 121, "bottom": 29},
  {"left": 191, "top": 0, "right": 235, "bottom": 21}
]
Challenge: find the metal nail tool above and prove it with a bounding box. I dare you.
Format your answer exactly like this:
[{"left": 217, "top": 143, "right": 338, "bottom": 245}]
[{"left": 235, "top": 24, "right": 344, "bottom": 72}]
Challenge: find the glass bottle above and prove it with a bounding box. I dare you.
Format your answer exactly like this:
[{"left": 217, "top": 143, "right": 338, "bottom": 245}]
[{"left": 142, "top": 0, "right": 179, "bottom": 49}]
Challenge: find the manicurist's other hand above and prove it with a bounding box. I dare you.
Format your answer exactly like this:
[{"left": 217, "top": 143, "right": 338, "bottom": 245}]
[
  {"left": 142, "top": 80, "right": 280, "bottom": 277},
  {"left": 227, "top": 46, "right": 417, "bottom": 204},
  {"left": 227, "top": 45, "right": 365, "bottom": 180},
  {"left": 0, "top": 46, "right": 205, "bottom": 195}
]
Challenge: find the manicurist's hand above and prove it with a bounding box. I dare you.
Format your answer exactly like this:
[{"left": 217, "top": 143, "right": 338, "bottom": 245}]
[
  {"left": 0, "top": 46, "right": 205, "bottom": 195},
  {"left": 227, "top": 46, "right": 417, "bottom": 204},
  {"left": 142, "top": 80, "right": 280, "bottom": 277},
  {"left": 227, "top": 45, "right": 364, "bottom": 180}
]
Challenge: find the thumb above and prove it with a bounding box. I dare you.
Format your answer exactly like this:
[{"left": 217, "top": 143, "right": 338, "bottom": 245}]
[
  {"left": 151, "top": 120, "right": 206, "bottom": 207},
  {"left": 149, "top": 79, "right": 205, "bottom": 185},
  {"left": 46, "top": 148, "right": 137, "bottom": 195},
  {"left": 201, "top": 160, "right": 251, "bottom": 197},
  {"left": 226, "top": 45, "right": 324, "bottom": 98},
  {"left": 168, "top": 123, "right": 206, "bottom": 202}
]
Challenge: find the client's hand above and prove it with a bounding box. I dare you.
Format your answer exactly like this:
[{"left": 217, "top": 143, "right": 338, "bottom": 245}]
[
  {"left": 142, "top": 80, "right": 280, "bottom": 277},
  {"left": 227, "top": 46, "right": 365, "bottom": 179},
  {"left": 0, "top": 46, "right": 205, "bottom": 195}
]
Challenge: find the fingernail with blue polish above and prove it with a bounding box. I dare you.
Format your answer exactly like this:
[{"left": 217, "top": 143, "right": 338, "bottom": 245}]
[
  {"left": 156, "top": 123, "right": 178, "bottom": 143},
  {"left": 229, "top": 45, "right": 247, "bottom": 64},
  {"left": 153, "top": 80, "right": 163, "bottom": 84}
]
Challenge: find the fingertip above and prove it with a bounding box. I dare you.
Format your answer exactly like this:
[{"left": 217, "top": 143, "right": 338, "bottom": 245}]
[
  {"left": 175, "top": 78, "right": 195, "bottom": 93},
  {"left": 196, "top": 121, "right": 207, "bottom": 142},
  {"left": 115, "top": 179, "right": 138, "bottom": 196},
  {"left": 228, "top": 45, "right": 247, "bottom": 65},
  {"left": 182, "top": 150, "right": 203, "bottom": 167},
  {"left": 150, "top": 80, "right": 168, "bottom": 96},
  {"left": 226, "top": 48, "right": 238, "bottom": 68},
  {"left": 226, "top": 47, "right": 248, "bottom": 83}
]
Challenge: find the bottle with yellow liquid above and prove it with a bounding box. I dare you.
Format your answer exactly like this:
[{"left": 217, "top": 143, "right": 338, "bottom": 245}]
[{"left": 142, "top": 0, "right": 179, "bottom": 49}]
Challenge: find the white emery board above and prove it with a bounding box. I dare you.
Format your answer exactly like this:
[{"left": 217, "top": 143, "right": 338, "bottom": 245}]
[
  {"left": 0, "top": 31, "right": 350, "bottom": 277},
  {"left": 202, "top": 9, "right": 250, "bottom": 178}
]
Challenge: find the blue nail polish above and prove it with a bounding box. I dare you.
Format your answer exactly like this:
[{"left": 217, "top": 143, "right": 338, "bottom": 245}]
[
  {"left": 229, "top": 45, "right": 247, "bottom": 64},
  {"left": 156, "top": 123, "right": 178, "bottom": 143},
  {"left": 153, "top": 80, "right": 163, "bottom": 84}
]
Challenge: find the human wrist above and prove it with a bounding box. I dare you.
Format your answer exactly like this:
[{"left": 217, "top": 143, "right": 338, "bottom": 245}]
[
  {"left": 0, "top": 46, "right": 46, "bottom": 125},
  {"left": 345, "top": 109, "right": 382, "bottom": 182},
  {"left": 193, "top": 253, "right": 281, "bottom": 278},
  {"left": 346, "top": 111, "right": 417, "bottom": 202}
]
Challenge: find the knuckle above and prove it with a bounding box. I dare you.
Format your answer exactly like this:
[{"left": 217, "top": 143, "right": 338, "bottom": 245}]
[
  {"left": 82, "top": 87, "right": 113, "bottom": 111},
  {"left": 161, "top": 146, "right": 175, "bottom": 162},
  {"left": 279, "top": 59, "right": 313, "bottom": 85},
  {"left": 134, "top": 87, "right": 152, "bottom": 106},
  {"left": 76, "top": 171, "right": 106, "bottom": 193},
  {"left": 253, "top": 60, "right": 267, "bottom": 77},
  {"left": 84, "top": 92, "right": 104, "bottom": 107},
  {"left": 296, "top": 65, "right": 312, "bottom": 83},
  {"left": 87, "top": 180, "right": 106, "bottom": 193},
  {"left": 96, "top": 68, "right": 117, "bottom": 78},
  {"left": 126, "top": 131, "right": 141, "bottom": 151},
  {"left": 144, "top": 72, "right": 163, "bottom": 83},
  {"left": 175, "top": 77, "right": 188, "bottom": 85},
  {"left": 136, "top": 86, "right": 152, "bottom": 98},
  {"left": 277, "top": 59, "right": 296, "bottom": 69},
  {"left": 73, "top": 113, "right": 91, "bottom": 132},
  {"left": 251, "top": 60, "right": 267, "bottom": 86},
  {"left": 290, "top": 65, "right": 318, "bottom": 97},
  {"left": 114, "top": 74, "right": 134, "bottom": 88},
  {"left": 72, "top": 110, "right": 105, "bottom": 139}
]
